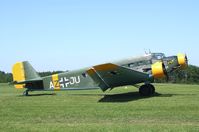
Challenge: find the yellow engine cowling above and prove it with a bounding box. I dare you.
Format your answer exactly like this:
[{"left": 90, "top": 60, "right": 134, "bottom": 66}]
[
  {"left": 151, "top": 61, "right": 166, "bottom": 79},
  {"left": 177, "top": 53, "right": 188, "bottom": 69}
]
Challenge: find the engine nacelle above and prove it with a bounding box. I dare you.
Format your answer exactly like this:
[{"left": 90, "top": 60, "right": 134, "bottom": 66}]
[
  {"left": 151, "top": 61, "right": 166, "bottom": 79},
  {"left": 177, "top": 53, "right": 188, "bottom": 69}
]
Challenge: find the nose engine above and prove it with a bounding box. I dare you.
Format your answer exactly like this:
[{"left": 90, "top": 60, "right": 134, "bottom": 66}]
[
  {"left": 177, "top": 53, "right": 188, "bottom": 69},
  {"left": 162, "top": 53, "right": 188, "bottom": 72}
]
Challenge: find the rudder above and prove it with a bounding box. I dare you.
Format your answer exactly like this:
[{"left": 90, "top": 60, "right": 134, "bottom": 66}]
[{"left": 12, "top": 61, "right": 41, "bottom": 89}]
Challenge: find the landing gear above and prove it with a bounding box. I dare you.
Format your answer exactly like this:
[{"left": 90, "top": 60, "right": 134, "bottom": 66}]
[
  {"left": 139, "top": 84, "right": 155, "bottom": 96},
  {"left": 23, "top": 90, "right": 29, "bottom": 96}
]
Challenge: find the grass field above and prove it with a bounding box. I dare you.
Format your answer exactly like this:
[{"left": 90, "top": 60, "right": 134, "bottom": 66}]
[{"left": 0, "top": 83, "right": 199, "bottom": 132}]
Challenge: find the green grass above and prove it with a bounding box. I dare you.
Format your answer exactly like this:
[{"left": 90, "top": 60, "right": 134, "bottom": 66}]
[{"left": 0, "top": 83, "right": 199, "bottom": 132}]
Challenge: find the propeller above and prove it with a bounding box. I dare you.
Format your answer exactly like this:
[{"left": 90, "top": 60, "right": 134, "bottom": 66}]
[
  {"left": 185, "top": 54, "right": 188, "bottom": 65},
  {"left": 162, "top": 62, "right": 169, "bottom": 82}
]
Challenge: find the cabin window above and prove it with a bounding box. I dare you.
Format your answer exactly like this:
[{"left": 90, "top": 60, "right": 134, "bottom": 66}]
[
  {"left": 128, "top": 63, "right": 137, "bottom": 67},
  {"left": 138, "top": 61, "right": 144, "bottom": 66},
  {"left": 128, "top": 60, "right": 151, "bottom": 67},
  {"left": 152, "top": 53, "right": 165, "bottom": 60},
  {"left": 109, "top": 71, "right": 118, "bottom": 75},
  {"left": 143, "top": 60, "right": 152, "bottom": 65},
  {"left": 82, "top": 73, "right": 88, "bottom": 78}
]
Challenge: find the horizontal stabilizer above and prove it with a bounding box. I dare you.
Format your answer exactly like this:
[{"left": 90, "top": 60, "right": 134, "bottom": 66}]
[{"left": 13, "top": 78, "right": 42, "bottom": 85}]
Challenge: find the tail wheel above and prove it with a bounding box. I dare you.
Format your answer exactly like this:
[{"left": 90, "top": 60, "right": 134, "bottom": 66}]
[
  {"left": 23, "top": 90, "right": 29, "bottom": 96},
  {"left": 139, "top": 84, "right": 155, "bottom": 96}
]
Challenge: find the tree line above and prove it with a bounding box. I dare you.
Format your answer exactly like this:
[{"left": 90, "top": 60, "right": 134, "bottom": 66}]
[
  {"left": 0, "top": 71, "right": 64, "bottom": 83},
  {"left": 0, "top": 65, "right": 199, "bottom": 84}
]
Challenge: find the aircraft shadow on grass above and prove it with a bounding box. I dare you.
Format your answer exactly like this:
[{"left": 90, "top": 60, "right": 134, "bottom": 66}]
[
  {"left": 98, "top": 92, "right": 162, "bottom": 103},
  {"left": 17, "top": 92, "right": 195, "bottom": 102},
  {"left": 69, "top": 92, "right": 165, "bottom": 102},
  {"left": 18, "top": 93, "right": 57, "bottom": 97},
  {"left": 98, "top": 92, "right": 197, "bottom": 103}
]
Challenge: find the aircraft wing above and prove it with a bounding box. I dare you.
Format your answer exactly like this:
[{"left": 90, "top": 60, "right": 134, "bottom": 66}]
[{"left": 86, "top": 63, "right": 150, "bottom": 91}]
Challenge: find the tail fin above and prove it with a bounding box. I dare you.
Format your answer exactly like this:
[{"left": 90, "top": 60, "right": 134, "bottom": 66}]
[{"left": 12, "top": 61, "right": 41, "bottom": 89}]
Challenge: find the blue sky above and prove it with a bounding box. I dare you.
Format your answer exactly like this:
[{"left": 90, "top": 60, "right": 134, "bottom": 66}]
[{"left": 0, "top": 0, "right": 198, "bottom": 72}]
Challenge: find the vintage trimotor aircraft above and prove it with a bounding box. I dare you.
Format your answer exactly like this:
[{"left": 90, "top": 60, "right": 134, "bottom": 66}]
[{"left": 12, "top": 53, "right": 188, "bottom": 96}]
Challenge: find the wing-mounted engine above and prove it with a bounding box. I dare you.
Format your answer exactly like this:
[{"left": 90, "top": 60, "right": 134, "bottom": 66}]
[{"left": 151, "top": 61, "right": 167, "bottom": 79}]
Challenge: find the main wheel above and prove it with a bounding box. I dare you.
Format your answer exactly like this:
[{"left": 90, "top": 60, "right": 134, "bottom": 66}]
[
  {"left": 139, "top": 84, "right": 155, "bottom": 96},
  {"left": 147, "top": 84, "right": 155, "bottom": 95}
]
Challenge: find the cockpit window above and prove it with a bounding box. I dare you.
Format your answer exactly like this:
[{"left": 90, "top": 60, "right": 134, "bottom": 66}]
[
  {"left": 152, "top": 53, "right": 165, "bottom": 60},
  {"left": 128, "top": 60, "right": 151, "bottom": 68}
]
